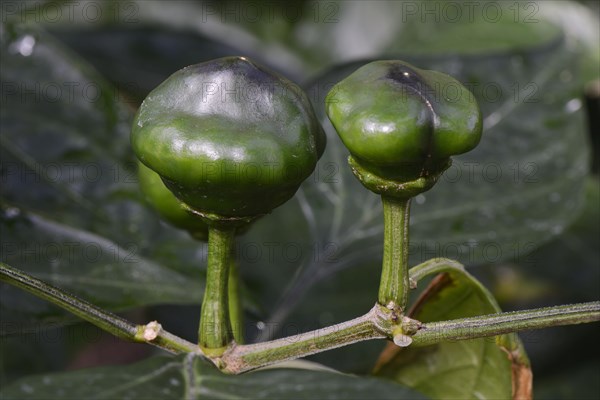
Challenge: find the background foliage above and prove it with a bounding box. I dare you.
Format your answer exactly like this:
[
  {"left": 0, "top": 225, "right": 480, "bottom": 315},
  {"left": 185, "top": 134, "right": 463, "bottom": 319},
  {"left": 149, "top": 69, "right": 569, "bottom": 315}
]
[{"left": 1, "top": 1, "right": 598, "bottom": 399}]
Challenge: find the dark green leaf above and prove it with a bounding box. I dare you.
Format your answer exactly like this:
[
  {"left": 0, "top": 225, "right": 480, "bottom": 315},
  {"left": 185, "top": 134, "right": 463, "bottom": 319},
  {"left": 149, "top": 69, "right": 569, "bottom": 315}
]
[
  {"left": 51, "top": 27, "right": 245, "bottom": 105},
  {"left": 490, "top": 178, "right": 599, "bottom": 306},
  {"left": 0, "top": 21, "right": 205, "bottom": 329},
  {"left": 0, "top": 354, "right": 427, "bottom": 400}
]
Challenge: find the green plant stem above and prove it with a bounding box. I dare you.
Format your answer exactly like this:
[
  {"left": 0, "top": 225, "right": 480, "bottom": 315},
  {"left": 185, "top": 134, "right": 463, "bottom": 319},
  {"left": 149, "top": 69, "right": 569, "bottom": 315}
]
[
  {"left": 221, "top": 304, "right": 391, "bottom": 374},
  {"left": 411, "top": 302, "right": 600, "bottom": 346},
  {"left": 0, "top": 262, "right": 198, "bottom": 354},
  {"left": 228, "top": 259, "right": 244, "bottom": 344},
  {"left": 379, "top": 195, "right": 411, "bottom": 310},
  {"left": 220, "top": 301, "right": 600, "bottom": 374},
  {"left": 199, "top": 226, "right": 235, "bottom": 355}
]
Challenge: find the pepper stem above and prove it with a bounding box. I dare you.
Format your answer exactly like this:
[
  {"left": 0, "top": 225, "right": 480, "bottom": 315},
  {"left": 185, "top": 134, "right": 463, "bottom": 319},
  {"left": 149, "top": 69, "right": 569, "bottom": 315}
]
[
  {"left": 228, "top": 258, "right": 244, "bottom": 343},
  {"left": 378, "top": 195, "right": 411, "bottom": 310},
  {"left": 199, "top": 226, "right": 235, "bottom": 355}
]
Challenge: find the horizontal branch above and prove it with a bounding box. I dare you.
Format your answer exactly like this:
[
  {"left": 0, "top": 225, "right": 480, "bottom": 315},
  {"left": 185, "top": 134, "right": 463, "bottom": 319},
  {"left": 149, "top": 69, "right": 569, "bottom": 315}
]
[
  {"left": 0, "top": 262, "right": 198, "bottom": 354},
  {"left": 219, "top": 301, "right": 600, "bottom": 374},
  {"left": 412, "top": 301, "right": 600, "bottom": 346},
  {"left": 221, "top": 304, "right": 391, "bottom": 374}
]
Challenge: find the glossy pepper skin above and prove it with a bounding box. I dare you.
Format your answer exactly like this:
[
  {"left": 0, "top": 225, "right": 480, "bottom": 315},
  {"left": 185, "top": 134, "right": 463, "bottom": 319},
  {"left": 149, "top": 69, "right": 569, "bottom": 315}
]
[
  {"left": 325, "top": 60, "right": 482, "bottom": 187},
  {"left": 132, "top": 57, "right": 325, "bottom": 220},
  {"left": 137, "top": 162, "right": 209, "bottom": 241}
]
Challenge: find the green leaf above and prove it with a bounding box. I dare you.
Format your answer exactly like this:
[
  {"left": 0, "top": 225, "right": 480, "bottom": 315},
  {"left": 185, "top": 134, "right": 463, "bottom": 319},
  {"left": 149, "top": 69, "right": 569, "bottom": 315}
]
[
  {"left": 37, "top": 2, "right": 594, "bottom": 84},
  {"left": 0, "top": 354, "right": 427, "bottom": 400},
  {"left": 0, "top": 21, "right": 205, "bottom": 329},
  {"left": 50, "top": 27, "right": 245, "bottom": 105},
  {"left": 373, "top": 263, "right": 531, "bottom": 400}
]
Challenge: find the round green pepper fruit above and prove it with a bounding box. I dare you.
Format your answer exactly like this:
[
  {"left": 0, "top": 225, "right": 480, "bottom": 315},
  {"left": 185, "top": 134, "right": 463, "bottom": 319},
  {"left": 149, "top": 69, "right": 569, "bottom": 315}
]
[
  {"left": 131, "top": 56, "right": 325, "bottom": 225},
  {"left": 137, "top": 162, "right": 208, "bottom": 241},
  {"left": 138, "top": 162, "right": 251, "bottom": 238},
  {"left": 326, "top": 60, "right": 482, "bottom": 198}
]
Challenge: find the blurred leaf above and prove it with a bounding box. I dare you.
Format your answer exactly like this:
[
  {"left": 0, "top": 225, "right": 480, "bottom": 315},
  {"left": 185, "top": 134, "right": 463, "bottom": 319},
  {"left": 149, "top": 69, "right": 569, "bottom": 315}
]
[
  {"left": 521, "top": 178, "right": 599, "bottom": 300},
  {"left": 535, "top": 362, "right": 600, "bottom": 400},
  {"left": 538, "top": 0, "right": 600, "bottom": 82},
  {"left": 373, "top": 265, "right": 531, "bottom": 400},
  {"left": 0, "top": 322, "right": 150, "bottom": 390},
  {"left": 120, "top": 1, "right": 593, "bottom": 82},
  {"left": 492, "top": 178, "right": 600, "bottom": 306},
  {"left": 486, "top": 178, "right": 600, "bottom": 389},
  {"left": 0, "top": 354, "right": 427, "bottom": 400},
  {"left": 24, "top": 1, "right": 586, "bottom": 81},
  {"left": 51, "top": 27, "right": 245, "bottom": 105},
  {"left": 0, "top": 22, "right": 206, "bottom": 330}
]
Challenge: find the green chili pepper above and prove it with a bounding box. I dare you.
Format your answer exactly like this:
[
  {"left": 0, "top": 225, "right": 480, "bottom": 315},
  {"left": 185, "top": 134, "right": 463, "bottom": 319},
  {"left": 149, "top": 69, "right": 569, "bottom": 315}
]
[
  {"left": 326, "top": 60, "right": 483, "bottom": 310},
  {"left": 131, "top": 56, "right": 325, "bottom": 224},
  {"left": 326, "top": 60, "right": 482, "bottom": 197},
  {"left": 137, "top": 162, "right": 209, "bottom": 241}
]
